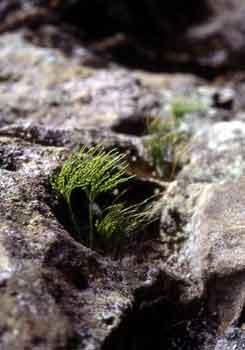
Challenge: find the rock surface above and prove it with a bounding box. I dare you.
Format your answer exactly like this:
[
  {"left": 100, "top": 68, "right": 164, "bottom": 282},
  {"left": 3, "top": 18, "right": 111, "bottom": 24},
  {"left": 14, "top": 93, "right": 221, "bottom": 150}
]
[
  {"left": 180, "top": 179, "right": 245, "bottom": 332},
  {"left": 215, "top": 327, "right": 245, "bottom": 350},
  {"left": 0, "top": 266, "right": 74, "bottom": 350},
  {"left": 179, "top": 121, "right": 245, "bottom": 183},
  {"left": 1, "top": 2, "right": 245, "bottom": 349},
  {"left": 0, "top": 31, "right": 164, "bottom": 130},
  {"left": 0, "top": 127, "right": 184, "bottom": 350}
]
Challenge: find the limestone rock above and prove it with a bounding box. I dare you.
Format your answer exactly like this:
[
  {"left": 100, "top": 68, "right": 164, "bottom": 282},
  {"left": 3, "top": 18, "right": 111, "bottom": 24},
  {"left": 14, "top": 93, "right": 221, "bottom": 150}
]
[
  {"left": 0, "top": 126, "right": 176, "bottom": 349},
  {"left": 214, "top": 327, "right": 245, "bottom": 350},
  {"left": 185, "top": 179, "right": 245, "bottom": 330},
  {"left": 179, "top": 121, "right": 245, "bottom": 183},
  {"left": 0, "top": 31, "right": 162, "bottom": 130},
  {"left": 0, "top": 266, "right": 74, "bottom": 350}
]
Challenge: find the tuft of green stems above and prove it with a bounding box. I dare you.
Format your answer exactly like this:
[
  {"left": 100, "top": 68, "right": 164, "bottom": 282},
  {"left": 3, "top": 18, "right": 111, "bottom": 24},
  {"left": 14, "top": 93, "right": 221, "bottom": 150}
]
[
  {"left": 51, "top": 145, "right": 131, "bottom": 247},
  {"left": 96, "top": 200, "right": 154, "bottom": 239},
  {"left": 95, "top": 201, "right": 154, "bottom": 256},
  {"left": 171, "top": 96, "right": 207, "bottom": 120},
  {"left": 145, "top": 116, "right": 188, "bottom": 178},
  {"left": 51, "top": 144, "right": 155, "bottom": 254},
  {"left": 144, "top": 95, "right": 205, "bottom": 178}
]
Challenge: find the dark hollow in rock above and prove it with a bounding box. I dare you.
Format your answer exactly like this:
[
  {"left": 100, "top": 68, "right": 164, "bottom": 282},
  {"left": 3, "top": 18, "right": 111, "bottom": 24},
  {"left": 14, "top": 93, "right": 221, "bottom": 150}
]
[
  {"left": 102, "top": 290, "right": 217, "bottom": 350},
  {"left": 59, "top": 0, "right": 210, "bottom": 39},
  {"left": 238, "top": 306, "right": 245, "bottom": 329},
  {"left": 2, "top": 0, "right": 245, "bottom": 76},
  {"left": 48, "top": 168, "right": 162, "bottom": 258},
  {"left": 0, "top": 0, "right": 210, "bottom": 41},
  {"left": 111, "top": 115, "right": 157, "bottom": 137},
  {"left": 43, "top": 238, "right": 89, "bottom": 291},
  {"left": 49, "top": 0, "right": 214, "bottom": 78},
  {"left": 0, "top": 144, "right": 24, "bottom": 171}
]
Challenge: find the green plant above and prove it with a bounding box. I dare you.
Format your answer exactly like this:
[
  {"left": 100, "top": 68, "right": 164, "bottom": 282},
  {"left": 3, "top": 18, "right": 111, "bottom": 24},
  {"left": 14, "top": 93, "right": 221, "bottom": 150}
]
[
  {"left": 96, "top": 201, "right": 153, "bottom": 256},
  {"left": 51, "top": 145, "right": 154, "bottom": 253},
  {"left": 145, "top": 116, "right": 188, "bottom": 178},
  {"left": 51, "top": 145, "right": 131, "bottom": 247},
  {"left": 171, "top": 96, "right": 207, "bottom": 120},
  {"left": 145, "top": 95, "right": 203, "bottom": 179}
]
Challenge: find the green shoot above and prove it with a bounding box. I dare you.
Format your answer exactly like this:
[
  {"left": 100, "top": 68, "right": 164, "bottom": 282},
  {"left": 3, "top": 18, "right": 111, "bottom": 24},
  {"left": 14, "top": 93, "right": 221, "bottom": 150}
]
[
  {"left": 171, "top": 96, "right": 207, "bottom": 120},
  {"left": 96, "top": 200, "right": 156, "bottom": 256},
  {"left": 51, "top": 145, "right": 156, "bottom": 254},
  {"left": 96, "top": 201, "right": 154, "bottom": 239},
  {"left": 144, "top": 95, "right": 203, "bottom": 178},
  {"left": 51, "top": 145, "right": 132, "bottom": 248},
  {"left": 145, "top": 116, "right": 188, "bottom": 178}
]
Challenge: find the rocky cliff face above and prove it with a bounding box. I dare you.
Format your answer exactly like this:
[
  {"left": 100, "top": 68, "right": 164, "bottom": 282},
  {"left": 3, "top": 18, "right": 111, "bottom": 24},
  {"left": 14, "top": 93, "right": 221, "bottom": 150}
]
[{"left": 1, "top": 1, "right": 245, "bottom": 350}]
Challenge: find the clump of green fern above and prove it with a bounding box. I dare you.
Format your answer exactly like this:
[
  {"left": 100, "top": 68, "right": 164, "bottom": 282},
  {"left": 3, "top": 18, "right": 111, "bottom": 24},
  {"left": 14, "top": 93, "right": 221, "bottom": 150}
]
[
  {"left": 144, "top": 95, "right": 205, "bottom": 178},
  {"left": 96, "top": 200, "right": 154, "bottom": 238},
  {"left": 171, "top": 96, "right": 207, "bottom": 120},
  {"left": 95, "top": 200, "right": 153, "bottom": 256},
  {"left": 145, "top": 116, "right": 188, "bottom": 178},
  {"left": 51, "top": 144, "right": 154, "bottom": 253}
]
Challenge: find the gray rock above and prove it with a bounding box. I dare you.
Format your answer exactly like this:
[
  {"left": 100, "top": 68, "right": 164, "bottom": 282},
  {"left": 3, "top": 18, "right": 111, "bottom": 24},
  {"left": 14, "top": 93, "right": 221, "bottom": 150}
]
[
  {"left": 0, "top": 126, "right": 177, "bottom": 349},
  {"left": 159, "top": 181, "right": 204, "bottom": 264},
  {"left": 0, "top": 265, "right": 74, "bottom": 350},
  {"left": 215, "top": 327, "right": 245, "bottom": 350},
  {"left": 0, "top": 32, "right": 162, "bottom": 130},
  {"left": 3, "top": 3, "right": 245, "bottom": 348},
  {"left": 184, "top": 179, "right": 245, "bottom": 330},
  {"left": 179, "top": 121, "right": 245, "bottom": 183}
]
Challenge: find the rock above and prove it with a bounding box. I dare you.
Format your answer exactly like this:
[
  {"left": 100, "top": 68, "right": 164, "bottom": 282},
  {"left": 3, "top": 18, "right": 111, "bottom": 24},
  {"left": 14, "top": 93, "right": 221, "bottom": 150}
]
[
  {"left": 0, "top": 138, "right": 132, "bottom": 349},
  {"left": 0, "top": 31, "right": 163, "bottom": 129},
  {"left": 212, "top": 88, "right": 235, "bottom": 110},
  {"left": 3, "top": 2, "right": 245, "bottom": 348},
  {"left": 0, "top": 125, "right": 182, "bottom": 349},
  {"left": 155, "top": 177, "right": 245, "bottom": 339},
  {"left": 185, "top": 1, "right": 245, "bottom": 70},
  {"left": 183, "top": 179, "right": 245, "bottom": 331},
  {"left": 158, "top": 181, "right": 205, "bottom": 263},
  {"left": 0, "top": 265, "right": 74, "bottom": 350},
  {"left": 179, "top": 121, "right": 245, "bottom": 183},
  {"left": 215, "top": 327, "right": 245, "bottom": 350}
]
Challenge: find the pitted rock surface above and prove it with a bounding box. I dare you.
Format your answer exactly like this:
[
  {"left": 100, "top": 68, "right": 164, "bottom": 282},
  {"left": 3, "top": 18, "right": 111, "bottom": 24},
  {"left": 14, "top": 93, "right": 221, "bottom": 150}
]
[
  {"left": 0, "top": 32, "right": 163, "bottom": 130},
  {"left": 179, "top": 121, "right": 245, "bottom": 183},
  {"left": 186, "top": 179, "right": 245, "bottom": 330},
  {"left": 0, "top": 128, "right": 179, "bottom": 350},
  {"left": 2, "top": 2, "right": 245, "bottom": 348}
]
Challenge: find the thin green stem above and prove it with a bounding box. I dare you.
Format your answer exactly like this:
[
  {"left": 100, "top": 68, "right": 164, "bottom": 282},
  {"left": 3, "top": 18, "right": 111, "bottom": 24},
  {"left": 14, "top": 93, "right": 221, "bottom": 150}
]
[
  {"left": 68, "top": 202, "right": 80, "bottom": 239},
  {"left": 89, "top": 199, "right": 94, "bottom": 248}
]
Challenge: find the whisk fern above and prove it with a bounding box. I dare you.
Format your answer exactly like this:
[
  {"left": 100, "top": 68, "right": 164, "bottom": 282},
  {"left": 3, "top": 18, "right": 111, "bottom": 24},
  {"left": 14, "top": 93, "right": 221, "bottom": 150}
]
[
  {"left": 51, "top": 144, "right": 155, "bottom": 253},
  {"left": 51, "top": 145, "right": 133, "bottom": 247}
]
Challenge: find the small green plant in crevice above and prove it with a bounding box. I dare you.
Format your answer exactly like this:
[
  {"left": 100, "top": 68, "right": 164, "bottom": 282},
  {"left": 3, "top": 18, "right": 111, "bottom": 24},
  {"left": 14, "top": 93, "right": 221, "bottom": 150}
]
[
  {"left": 51, "top": 144, "right": 155, "bottom": 254},
  {"left": 95, "top": 200, "right": 154, "bottom": 256},
  {"left": 144, "top": 95, "right": 206, "bottom": 179},
  {"left": 171, "top": 96, "right": 207, "bottom": 120},
  {"left": 145, "top": 116, "right": 188, "bottom": 179}
]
